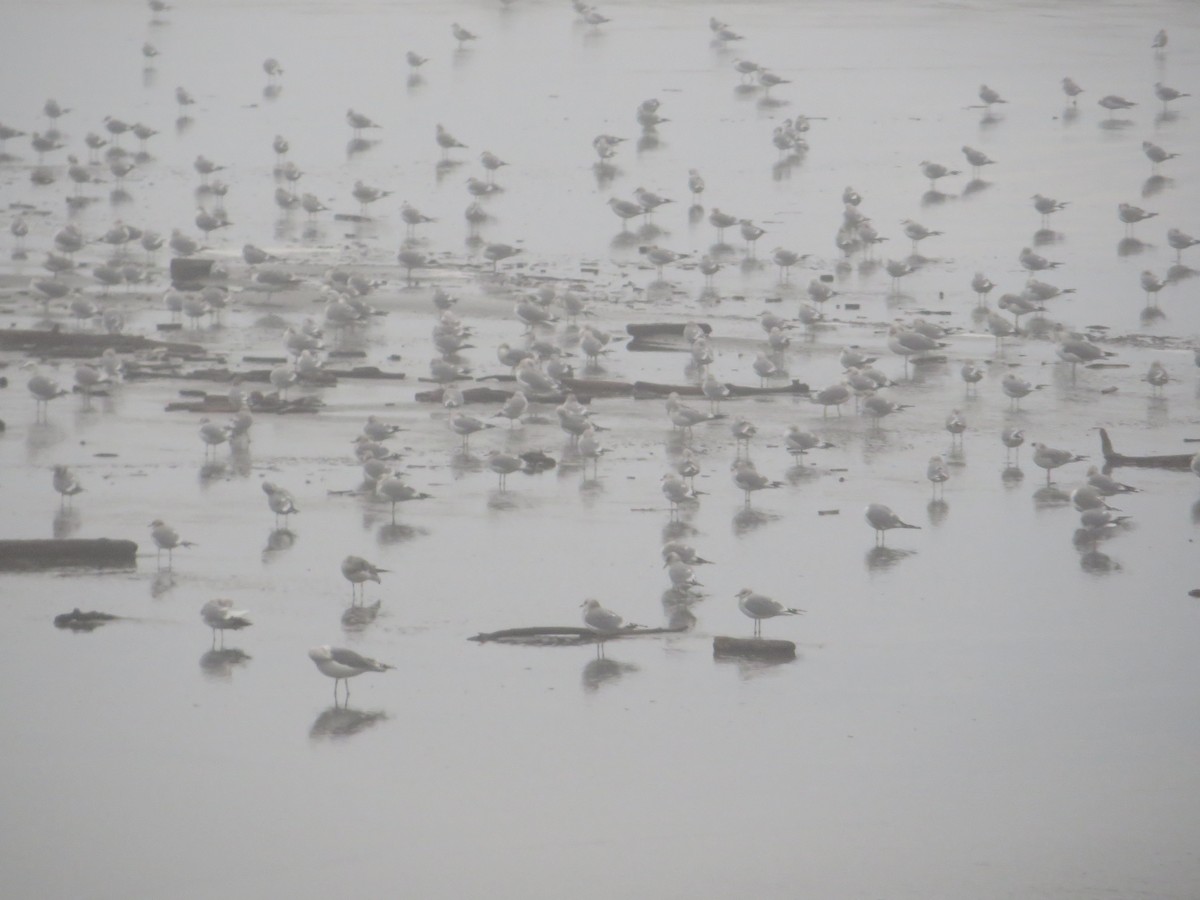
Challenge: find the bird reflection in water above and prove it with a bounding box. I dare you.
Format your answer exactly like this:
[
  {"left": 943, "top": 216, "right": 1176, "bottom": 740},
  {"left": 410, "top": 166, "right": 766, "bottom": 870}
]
[
  {"left": 733, "top": 507, "right": 778, "bottom": 536},
  {"left": 927, "top": 499, "right": 949, "bottom": 526},
  {"left": 1142, "top": 175, "right": 1171, "bottom": 199},
  {"left": 53, "top": 507, "right": 82, "bottom": 538},
  {"left": 377, "top": 522, "right": 426, "bottom": 545},
  {"left": 150, "top": 569, "right": 176, "bottom": 598},
  {"left": 263, "top": 83, "right": 282, "bottom": 101},
  {"left": 661, "top": 518, "right": 698, "bottom": 543},
  {"left": 1118, "top": 237, "right": 1149, "bottom": 257},
  {"left": 1078, "top": 550, "right": 1120, "bottom": 575},
  {"left": 582, "top": 656, "right": 638, "bottom": 692},
  {"left": 1033, "top": 485, "right": 1072, "bottom": 506},
  {"left": 865, "top": 545, "right": 915, "bottom": 573},
  {"left": 714, "top": 653, "right": 796, "bottom": 679},
  {"left": 310, "top": 706, "right": 386, "bottom": 738},
  {"left": 1001, "top": 465, "right": 1024, "bottom": 487},
  {"left": 263, "top": 527, "right": 297, "bottom": 559},
  {"left": 342, "top": 600, "right": 381, "bottom": 631},
  {"left": 661, "top": 591, "right": 698, "bottom": 631},
  {"left": 199, "top": 648, "right": 251, "bottom": 680}
]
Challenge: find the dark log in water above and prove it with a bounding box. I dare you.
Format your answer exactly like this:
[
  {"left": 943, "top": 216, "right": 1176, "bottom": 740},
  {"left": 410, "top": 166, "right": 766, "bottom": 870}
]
[
  {"left": 1100, "top": 428, "right": 1195, "bottom": 470},
  {"left": 713, "top": 636, "right": 797, "bottom": 660},
  {"left": 625, "top": 322, "right": 712, "bottom": 339},
  {"left": 632, "top": 379, "right": 809, "bottom": 398},
  {"left": 169, "top": 258, "right": 220, "bottom": 288},
  {"left": 0, "top": 328, "right": 205, "bottom": 358},
  {"left": 0, "top": 539, "right": 138, "bottom": 570},
  {"left": 469, "top": 625, "right": 687, "bottom": 645},
  {"left": 53, "top": 609, "right": 121, "bottom": 631}
]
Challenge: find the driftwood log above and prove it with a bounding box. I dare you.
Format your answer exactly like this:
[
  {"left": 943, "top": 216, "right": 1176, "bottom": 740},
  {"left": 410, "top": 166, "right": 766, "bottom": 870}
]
[
  {"left": 416, "top": 378, "right": 809, "bottom": 404},
  {"left": 625, "top": 322, "right": 712, "bottom": 339},
  {"left": 713, "top": 636, "right": 797, "bottom": 660},
  {"left": 0, "top": 328, "right": 205, "bottom": 358},
  {"left": 53, "top": 609, "right": 121, "bottom": 631},
  {"left": 0, "top": 539, "right": 138, "bottom": 570},
  {"left": 1100, "top": 428, "right": 1196, "bottom": 470},
  {"left": 469, "top": 625, "right": 687, "bottom": 645}
]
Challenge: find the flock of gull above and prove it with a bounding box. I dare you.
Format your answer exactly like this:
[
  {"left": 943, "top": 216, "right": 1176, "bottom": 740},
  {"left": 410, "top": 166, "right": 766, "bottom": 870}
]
[{"left": 6, "top": 3, "right": 1200, "bottom": 704}]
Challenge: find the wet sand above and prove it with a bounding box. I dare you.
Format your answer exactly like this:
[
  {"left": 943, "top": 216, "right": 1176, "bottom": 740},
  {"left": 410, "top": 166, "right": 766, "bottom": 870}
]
[{"left": 1, "top": 1, "right": 1200, "bottom": 898}]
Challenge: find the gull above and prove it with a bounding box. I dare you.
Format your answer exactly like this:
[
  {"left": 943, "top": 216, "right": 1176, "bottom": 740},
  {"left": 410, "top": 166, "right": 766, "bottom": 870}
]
[
  {"left": 945, "top": 410, "right": 966, "bottom": 447},
  {"left": 376, "top": 476, "right": 430, "bottom": 518},
  {"left": 812, "top": 383, "right": 851, "bottom": 417},
  {"left": 1071, "top": 485, "right": 1119, "bottom": 513},
  {"left": 766, "top": 327, "right": 791, "bottom": 354},
  {"left": 1061, "top": 77, "right": 1084, "bottom": 104},
  {"left": 978, "top": 84, "right": 1006, "bottom": 106},
  {"left": 1119, "top": 202, "right": 1157, "bottom": 236},
  {"left": 639, "top": 245, "right": 688, "bottom": 280},
  {"left": 201, "top": 599, "right": 251, "bottom": 647},
  {"left": 757, "top": 69, "right": 790, "bottom": 94},
  {"left": 479, "top": 150, "right": 508, "bottom": 182},
  {"left": 149, "top": 519, "right": 193, "bottom": 567},
  {"left": 1032, "top": 442, "right": 1086, "bottom": 484},
  {"left": 272, "top": 134, "right": 289, "bottom": 162},
  {"left": 483, "top": 243, "right": 521, "bottom": 272},
  {"left": 578, "top": 427, "right": 606, "bottom": 477},
  {"left": 516, "top": 359, "right": 561, "bottom": 396},
  {"left": 997, "top": 293, "right": 1043, "bottom": 326},
  {"left": 341, "top": 555, "right": 387, "bottom": 602},
  {"left": 731, "top": 417, "right": 757, "bottom": 453},
  {"left": 193, "top": 154, "right": 224, "bottom": 182},
  {"left": 1152, "top": 29, "right": 1167, "bottom": 50},
  {"left": 1144, "top": 361, "right": 1169, "bottom": 394},
  {"left": 918, "top": 162, "right": 959, "bottom": 188},
  {"left": 1097, "top": 95, "right": 1136, "bottom": 116},
  {"left": 1001, "top": 373, "right": 1041, "bottom": 408},
  {"left": 346, "top": 108, "right": 381, "bottom": 136},
  {"left": 142, "top": 42, "right": 159, "bottom": 61},
  {"left": 132, "top": 122, "right": 158, "bottom": 150},
  {"left": 901, "top": 218, "right": 942, "bottom": 251},
  {"left": 1001, "top": 427, "right": 1025, "bottom": 463},
  {"left": 888, "top": 324, "right": 944, "bottom": 374},
  {"left": 1056, "top": 336, "right": 1111, "bottom": 375},
  {"left": 581, "top": 599, "right": 635, "bottom": 656},
  {"left": 1086, "top": 466, "right": 1137, "bottom": 495},
  {"left": 1140, "top": 270, "right": 1166, "bottom": 305},
  {"left": 607, "top": 197, "right": 643, "bottom": 230},
  {"left": 262, "top": 482, "right": 299, "bottom": 527},
  {"left": 625, "top": 185, "right": 672, "bottom": 214},
  {"left": 1154, "top": 82, "right": 1189, "bottom": 110},
  {"left": 839, "top": 347, "right": 876, "bottom": 370},
  {"left": 884, "top": 258, "right": 916, "bottom": 290},
  {"left": 807, "top": 278, "right": 835, "bottom": 306},
  {"left": 174, "top": 87, "right": 196, "bottom": 116},
  {"left": 195, "top": 208, "right": 229, "bottom": 235},
  {"left": 661, "top": 473, "right": 698, "bottom": 512},
  {"left": 687, "top": 169, "right": 705, "bottom": 202},
  {"left": 308, "top": 646, "right": 392, "bottom": 703},
  {"left": 636, "top": 98, "right": 667, "bottom": 129},
  {"left": 865, "top": 503, "right": 919, "bottom": 546},
  {"left": 862, "top": 394, "right": 905, "bottom": 425},
  {"left": 583, "top": 7, "right": 611, "bottom": 27},
  {"left": 785, "top": 425, "right": 833, "bottom": 459},
  {"left": 736, "top": 589, "right": 802, "bottom": 638},
  {"left": 104, "top": 116, "right": 130, "bottom": 140},
  {"left": 708, "top": 208, "right": 738, "bottom": 241},
  {"left": 1019, "top": 246, "right": 1062, "bottom": 275},
  {"left": 556, "top": 405, "right": 592, "bottom": 444},
  {"left": 752, "top": 353, "right": 779, "bottom": 386},
  {"left": 400, "top": 202, "right": 435, "bottom": 238},
  {"left": 74, "top": 363, "right": 107, "bottom": 404},
  {"left": 1142, "top": 140, "right": 1179, "bottom": 171},
  {"left": 1079, "top": 508, "right": 1132, "bottom": 539},
  {"left": 731, "top": 458, "right": 781, "bottom": 507},
  {"left": 664, "top": 552, "right": 701, "bottom": 592},
  {"left": 451, "top": 22, "right": 477, "bottom": 48},
  {"left": 435, "top": 123, "right": 467, "bottom": 158},
  {"left": 1025, "top": 280, "right": 1074, "bottom": 302},
  {"left": 1032, "top": 194, "right": 1068, "bottom": 225},
  {"left": 961, "top": 360, "right": 984, "bottom": 393},
  {"left": 927, "top": 455, "right": 949, "bottom": 498},
  {"left": 1166, "top": 228, "right": 1198, "bottom": 261},
  {"left": 199, "top": 418, "right": 232, "bottom": 457},
  {"left": 593, "top": 134, "right": 624, "bottom": 159},
  {"left": 449, "top": 411, "right": 492, "bottom": 448},
  {"left": 362, "top": 416, "right": 403, "bottom": 443},
  {"left": 675, "top": 450, "right": 701, "bottom": 490},
  {"left": 846, "top": 368, "right": 878, "bottom": 407},
  {"left": 52, "top": 465, "right": 83, "bottom": 506},
  {"left": 772, "top": 247, "right": 805, "bottom": 282},
  {"left": 701, "top": 372, "right": 729, "bottom": 412},
  {"left": 665, "top": 392, "right": 715, "bottom": 436},
  {"left": 961, "top": 146, "right": 995, "bottom": 177},
  {"left": 352, "top": 180, "right": 392, "bottom": 215},
  {"left": 406, "top": 51, "right": 428, "bottom": 70},
  {"left": 243, "top": 244, "right": 280, "bottom": 267},
  {"left": 662, "top": 541, "right": 710, "bottom": 566}
]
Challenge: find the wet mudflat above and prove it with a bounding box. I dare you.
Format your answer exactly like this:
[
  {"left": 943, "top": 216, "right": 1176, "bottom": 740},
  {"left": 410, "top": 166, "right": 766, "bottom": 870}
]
[{"left": 1, "top": 1, "right": 1199, "bottom": 898}]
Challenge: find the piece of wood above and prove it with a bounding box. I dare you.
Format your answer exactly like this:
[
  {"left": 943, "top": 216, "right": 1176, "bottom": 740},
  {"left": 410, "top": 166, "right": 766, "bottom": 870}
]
[
  {"left": 0, "top": 539, "right": 137, "bottom": 571},
  {"left": 631, "top": 379, "right": 809, "bottom": 398},
  {"left": 469, "top": 625, "right": 687, "bottom": 644},
  {"left": 0, "top": 328, "right": 205, "bottom": 357},
  {"left": 713, "top": 636, "right": 797, "bottom": 660},
  {"left": 169, "top": 258, "right": 215, "bottom": 286},
  {"left": 1100, "top": 428, "right": 1196, "bottom": 470},
  {"left": 625, "top": 322, "right": 712, "bottom": 338},
  {"left": 53, "top": 609, "right": 120, "bottom": 631}
]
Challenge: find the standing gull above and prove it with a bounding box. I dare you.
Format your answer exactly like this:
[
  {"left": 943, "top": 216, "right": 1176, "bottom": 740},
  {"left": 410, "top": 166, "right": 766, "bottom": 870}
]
[
  {"left": 308, "top": 646, "right": 392, "bottom": 703},
  {"left": 201, "top": 599, "right": 251, "bottom": 648},
  {"left": 865, "top": 503, "right": 920, "bottom": 546},
  {"left": 736, "top": 589, "right": 802, "bottom": 638},
  {"left": 1032, "top": 442, "right": 1086, "bottom": 485}
]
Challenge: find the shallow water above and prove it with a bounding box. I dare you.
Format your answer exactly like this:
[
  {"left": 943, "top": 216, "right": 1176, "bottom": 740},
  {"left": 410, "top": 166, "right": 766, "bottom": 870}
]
[{"left": 2, "top": 1, "right": 1200, "bottom": 898}]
